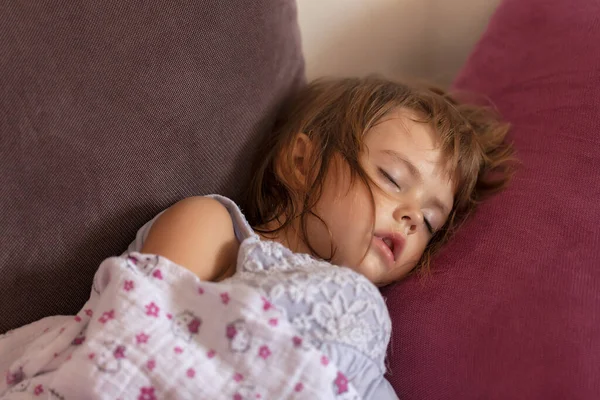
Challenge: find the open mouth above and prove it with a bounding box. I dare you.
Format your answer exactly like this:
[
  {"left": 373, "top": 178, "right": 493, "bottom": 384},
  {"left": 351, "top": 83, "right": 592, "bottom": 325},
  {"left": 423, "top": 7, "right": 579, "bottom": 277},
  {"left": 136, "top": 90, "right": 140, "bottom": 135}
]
[
  {"left": 374, "top": 233, "right": 405, "bottom": 265},
  {"left": 382, "top": 237, "right": 395, "bottom": 255}
]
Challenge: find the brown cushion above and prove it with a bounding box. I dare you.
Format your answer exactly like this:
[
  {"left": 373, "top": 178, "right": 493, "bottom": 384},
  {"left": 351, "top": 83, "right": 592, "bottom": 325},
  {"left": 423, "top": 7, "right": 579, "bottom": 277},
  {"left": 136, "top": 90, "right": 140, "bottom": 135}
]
[{"left": 0, "top": 1, "right": 304, "bottom": 332}]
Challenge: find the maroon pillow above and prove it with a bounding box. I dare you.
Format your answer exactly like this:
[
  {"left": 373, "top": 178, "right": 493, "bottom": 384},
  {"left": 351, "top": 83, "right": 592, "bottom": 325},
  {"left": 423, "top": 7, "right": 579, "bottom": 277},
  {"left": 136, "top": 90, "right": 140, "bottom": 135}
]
[
  {"left": 383, "top": 0, "right": 600, "bottom": 398},
  {"left": 0, "top": 1, "right": 304, "bottom": 333}
]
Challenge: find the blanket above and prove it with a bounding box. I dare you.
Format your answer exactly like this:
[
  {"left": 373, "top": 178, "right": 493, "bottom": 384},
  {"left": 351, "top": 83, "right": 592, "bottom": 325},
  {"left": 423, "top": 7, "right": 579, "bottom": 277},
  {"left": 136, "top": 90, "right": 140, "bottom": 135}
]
[{"left": 0, "top": 253, "right": 360, "bottom": 399}]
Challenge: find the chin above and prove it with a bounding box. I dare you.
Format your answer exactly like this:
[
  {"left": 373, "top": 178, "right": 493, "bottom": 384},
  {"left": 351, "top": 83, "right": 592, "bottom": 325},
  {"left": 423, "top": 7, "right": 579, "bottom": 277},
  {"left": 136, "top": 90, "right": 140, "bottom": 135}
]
[{"left": 352, "top": 259, "right": 386, "bottom": 285}]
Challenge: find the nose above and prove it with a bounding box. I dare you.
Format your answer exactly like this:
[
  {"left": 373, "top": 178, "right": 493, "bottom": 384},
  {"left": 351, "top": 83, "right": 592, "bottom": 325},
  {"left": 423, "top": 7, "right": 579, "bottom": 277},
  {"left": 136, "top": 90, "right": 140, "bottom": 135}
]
[{"left": 392, "top": 204, "right": 423, "bottom": 236}]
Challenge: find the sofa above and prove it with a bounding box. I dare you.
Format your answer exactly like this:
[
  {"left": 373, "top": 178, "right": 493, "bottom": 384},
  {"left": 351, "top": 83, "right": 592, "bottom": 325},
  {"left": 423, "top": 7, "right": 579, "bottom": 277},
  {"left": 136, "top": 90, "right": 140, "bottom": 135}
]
[{"left": 1, "top": 0, "right": 598, "bottom": 398}]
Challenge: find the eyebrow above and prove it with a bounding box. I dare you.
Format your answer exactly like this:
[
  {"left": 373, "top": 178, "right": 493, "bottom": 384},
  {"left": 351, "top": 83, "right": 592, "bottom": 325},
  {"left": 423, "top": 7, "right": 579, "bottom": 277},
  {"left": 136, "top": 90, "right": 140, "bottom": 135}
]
[{"left": 381, "top": 149, "right": 450, "bottom": 215}]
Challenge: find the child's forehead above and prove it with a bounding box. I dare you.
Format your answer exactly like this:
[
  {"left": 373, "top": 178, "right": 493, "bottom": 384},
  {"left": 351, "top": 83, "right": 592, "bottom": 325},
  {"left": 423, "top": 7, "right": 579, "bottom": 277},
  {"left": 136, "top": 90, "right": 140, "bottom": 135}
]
[
  {"left": 367, "top": 109, "right": 440, "bottom": 156},
  {"left": 365, "top": 109, "right": 458, "bottom": 189}
]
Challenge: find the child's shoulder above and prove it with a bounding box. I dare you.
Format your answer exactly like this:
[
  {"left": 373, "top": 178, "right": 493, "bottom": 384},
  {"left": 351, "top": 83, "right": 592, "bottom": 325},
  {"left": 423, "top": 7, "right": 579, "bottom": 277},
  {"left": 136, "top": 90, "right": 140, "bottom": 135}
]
[
  {"left": 170, "top": 195, "right": 231, "bottom": 217},
  {"left": 140, "top": 196, "right": 239, "bottom": 281}
]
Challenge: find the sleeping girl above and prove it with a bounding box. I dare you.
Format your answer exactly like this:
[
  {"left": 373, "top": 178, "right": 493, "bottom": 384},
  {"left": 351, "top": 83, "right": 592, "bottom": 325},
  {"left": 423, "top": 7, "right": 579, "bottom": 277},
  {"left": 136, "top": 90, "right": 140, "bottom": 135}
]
[{"left": 0, "top": 77, "right": 514, "bottom": 400}]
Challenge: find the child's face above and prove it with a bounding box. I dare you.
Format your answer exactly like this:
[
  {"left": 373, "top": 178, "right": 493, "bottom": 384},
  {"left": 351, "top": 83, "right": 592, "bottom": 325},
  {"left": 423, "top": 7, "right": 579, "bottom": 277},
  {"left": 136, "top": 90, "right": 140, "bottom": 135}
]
[{"left": 307, "top": 108, "right": 454, "bottom": 286}]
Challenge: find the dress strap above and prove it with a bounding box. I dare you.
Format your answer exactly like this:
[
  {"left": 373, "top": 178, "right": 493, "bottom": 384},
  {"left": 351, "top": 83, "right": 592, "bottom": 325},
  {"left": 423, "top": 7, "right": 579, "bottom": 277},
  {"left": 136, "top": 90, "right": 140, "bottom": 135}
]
[{"left": 206, "top": 195, "right": 259, "bottom": 243}]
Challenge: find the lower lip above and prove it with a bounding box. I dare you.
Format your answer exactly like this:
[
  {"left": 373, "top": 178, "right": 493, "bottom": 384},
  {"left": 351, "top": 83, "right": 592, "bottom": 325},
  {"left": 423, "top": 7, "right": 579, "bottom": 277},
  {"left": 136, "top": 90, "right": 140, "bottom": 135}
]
[{"left": 371, "top": 236, "right": 395, "bottom": 269}]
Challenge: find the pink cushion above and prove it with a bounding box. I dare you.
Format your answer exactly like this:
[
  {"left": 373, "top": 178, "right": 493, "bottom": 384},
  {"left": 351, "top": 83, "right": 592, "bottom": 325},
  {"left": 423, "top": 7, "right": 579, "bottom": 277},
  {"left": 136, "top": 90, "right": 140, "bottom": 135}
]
[{"left": 383, "top": 0, "right": 600, "bottom": 398}]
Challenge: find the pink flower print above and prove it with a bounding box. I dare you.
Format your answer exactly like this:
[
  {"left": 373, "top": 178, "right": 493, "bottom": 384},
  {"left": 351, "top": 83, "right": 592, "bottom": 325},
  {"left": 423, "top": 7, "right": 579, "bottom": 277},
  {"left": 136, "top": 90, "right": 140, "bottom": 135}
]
[
  {"left": 85, "top": 309, "right": 93, "bottom": 317},
  {"left": 233, "top": 372, "right": 244, "bottom": 382},
  {"left": 5, "top": 367, "right": 23, "bottom": 385},
  {"left": 123, "top": 280, "right": 134, "bottom": 291},
  {"left": 138, "top": 386, "right": 156, "bottom": 400},
  {"left": 72, "top": 335, "right": 86, "bottom": 345},
  {"left": 74, "top": 315, "right": 82, "bottom": 322},
  {"left": 166, "top": 313, "right": 172, "bottom": 319},
  {"left": 113, "top": 345, "right": 126, "bottom": 359},
  {"left": 88, "top": 352, "right": 95, "bottom": 360},
  {"left": 152, "top": 269, "right": 163, "bottom": 280},
  {"left": 295, "top": 383, "right": 304, "bottom": 392},
  {"left": 321, "top": 355, "right": 329, "bottom": 366},
  {"left": 334, "top": 371, "right": 348, "bottom": 394},
  {"left": 99, "top": 309, "right": 115, "bottom": 323},
  {"left": 188, "top": 318, "right": 201, "bottom": 334},
  {"left": 258, "top": 345, "right": 271, "bottom": 360},
  {"left": 146, "top": 359, "right": 156, "bottom": 371},
  {"left": 34, "top": 384, "right": 44, "bottom": 396},
  {"left": 198, "top": 286, "right": 204, "bottom": 295},
  {"left": 145, "top": 302, "right": 160, "bottom": 317},
  {"left": 233, "top": 394, "right": 242, "bottom": 400},
  {"left": 136, "top": 332, "right": 150, "bottom": 345},
  {"left": 268, "top": 318, "right": 278, "bottom": 326},
  {"left": 293, "top": 336, "right": 302, "bottom": 347},
  {"left": 207, "top": 349, "right": 216, "bottom": 359},
  {"left": 186, "top": 368, "right": 195, "bottom": 378},
  {"left": 221, "top": 292, "right": 230, "bottom": 304},
  {"left": 226, "top": 324, "right": 237, "bottom": 339},
  {"left": 261, "top": 297, "right": 272, "bottom": 311},
  {"left": 174, "top": 346, "right": 183, "bottom": 354}
]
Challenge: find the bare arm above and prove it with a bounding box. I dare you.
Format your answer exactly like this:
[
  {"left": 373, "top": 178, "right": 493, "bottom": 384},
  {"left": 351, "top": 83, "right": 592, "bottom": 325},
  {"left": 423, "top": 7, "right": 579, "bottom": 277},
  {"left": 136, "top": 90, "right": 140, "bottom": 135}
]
[{"left": 141, "top": 197, "right": 238, "bottom": 281}]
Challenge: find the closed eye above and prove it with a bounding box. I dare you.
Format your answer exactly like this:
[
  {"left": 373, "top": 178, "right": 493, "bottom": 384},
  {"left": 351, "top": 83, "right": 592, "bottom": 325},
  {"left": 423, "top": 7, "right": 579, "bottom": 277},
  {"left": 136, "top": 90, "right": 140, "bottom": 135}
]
[
  {"left": 379, "top": 168, "right": 435, "bottom": 235},
  {"left": 378, "top": 168, "right": 400, "bottom": 190},
  {"left": 424, "top": 219, "right": 434, "bottom": 235}
]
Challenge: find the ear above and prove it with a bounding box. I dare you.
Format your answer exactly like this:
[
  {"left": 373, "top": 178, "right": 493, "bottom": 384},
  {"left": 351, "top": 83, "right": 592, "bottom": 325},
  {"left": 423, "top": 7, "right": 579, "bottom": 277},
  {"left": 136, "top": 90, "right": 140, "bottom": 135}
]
[{"left": 290, "top": 133, "right": 313, "bottom": 186}]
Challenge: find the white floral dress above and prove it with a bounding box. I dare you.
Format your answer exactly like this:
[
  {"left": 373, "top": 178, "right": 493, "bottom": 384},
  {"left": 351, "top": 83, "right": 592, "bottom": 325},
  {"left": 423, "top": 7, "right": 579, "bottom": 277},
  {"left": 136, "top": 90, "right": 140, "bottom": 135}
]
[
  {"left": 131, "top": 195, "right": 397, "bottom": 399},
  {"left": 185, "top": 196, "right": 396, "bottom": 399}
]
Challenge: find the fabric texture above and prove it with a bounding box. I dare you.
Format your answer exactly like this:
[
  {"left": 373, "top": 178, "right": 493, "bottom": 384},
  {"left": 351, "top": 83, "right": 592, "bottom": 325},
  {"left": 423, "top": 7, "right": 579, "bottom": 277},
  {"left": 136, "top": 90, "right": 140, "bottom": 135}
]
[
  {"left": 0, "top": 253, "right": 361, "bottom": 399},
  {"left": 0, "top": 193, "right": 399, "bottom": 399},
  {"left": 128, "top": 195, "right": 398, "bottom": 399},
  {"left": 0, "top": 1, "right": 305, "bottom": 333},
  {"left": 382, "top": 0, "right": 600, "bottom": 399}
]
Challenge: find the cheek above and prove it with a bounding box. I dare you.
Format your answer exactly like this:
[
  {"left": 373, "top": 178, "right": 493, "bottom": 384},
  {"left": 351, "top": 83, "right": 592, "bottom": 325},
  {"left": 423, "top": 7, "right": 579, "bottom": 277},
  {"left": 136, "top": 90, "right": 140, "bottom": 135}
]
[
  {"left": 401, "top": 235, "right": 429, "bottom": 268},
  {"left": 311, "top": 160, "right": 377, "bottom": 260},
  {"left": 335, "top": 186, "right": 377, "bottom": 261}
]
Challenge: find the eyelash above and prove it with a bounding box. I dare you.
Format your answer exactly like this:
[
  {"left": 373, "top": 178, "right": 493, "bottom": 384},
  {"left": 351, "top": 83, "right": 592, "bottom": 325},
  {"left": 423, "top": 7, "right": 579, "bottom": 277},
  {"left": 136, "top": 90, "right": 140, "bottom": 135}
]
[
  {"left": 424, "top": 219, "right": 434, "bottom": 235},
  {"left": 379, "top": 168, "right": 434, "bottom": 235},
  {"left": 379, "top": 168, "right": 400, "bottom": 190}
]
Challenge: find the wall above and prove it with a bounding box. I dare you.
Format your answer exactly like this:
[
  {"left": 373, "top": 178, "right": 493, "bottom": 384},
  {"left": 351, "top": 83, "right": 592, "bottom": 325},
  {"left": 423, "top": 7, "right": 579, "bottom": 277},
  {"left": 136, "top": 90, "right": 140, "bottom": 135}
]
[{"left": 297, "top": 0, "right": 501, "bottom": 87}]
